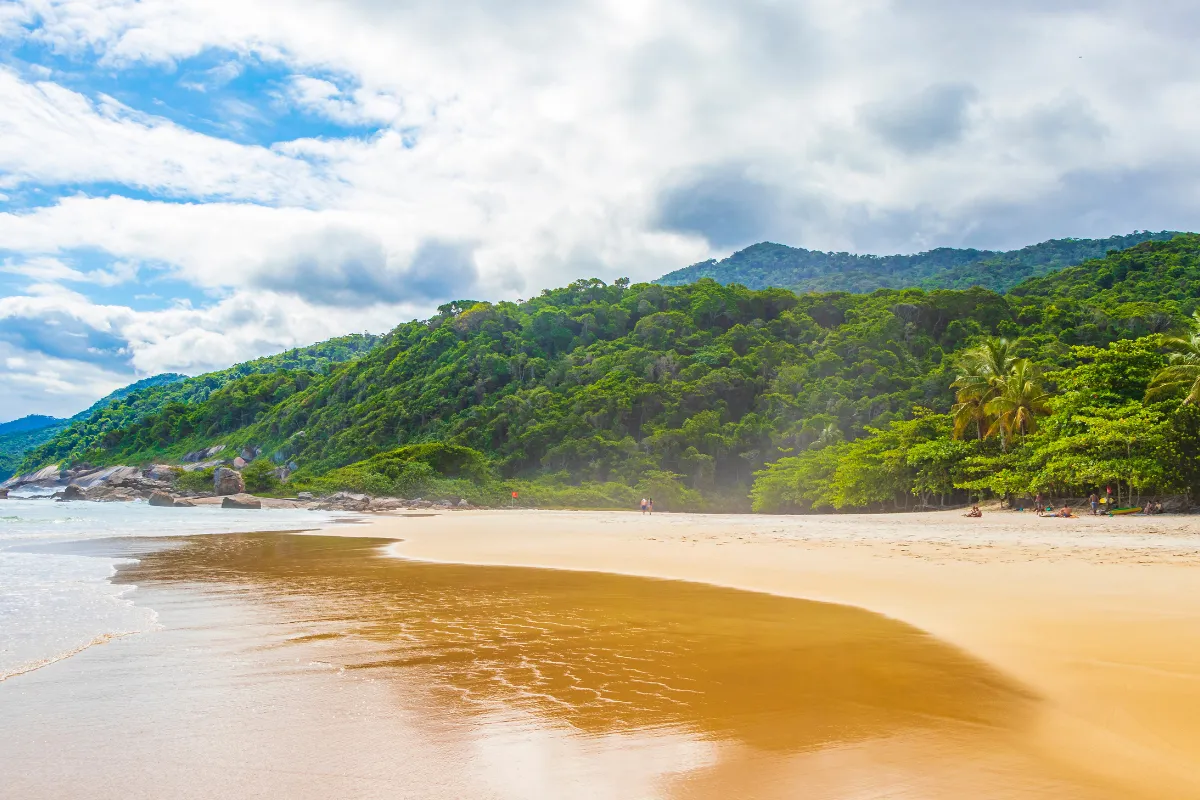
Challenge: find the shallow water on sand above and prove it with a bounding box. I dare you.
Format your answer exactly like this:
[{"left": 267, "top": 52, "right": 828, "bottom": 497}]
[{"left": 2, "top": 533, "right": 1126, "bottom": 798}]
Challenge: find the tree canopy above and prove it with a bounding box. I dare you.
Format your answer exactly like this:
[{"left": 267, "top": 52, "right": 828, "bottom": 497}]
[{"left": 21, "top": 234, "right": 1200, "bottom": 512}]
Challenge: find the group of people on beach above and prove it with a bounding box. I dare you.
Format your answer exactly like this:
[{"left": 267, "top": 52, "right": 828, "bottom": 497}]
[
  {"left": 640, "top": 497, "right": 654, "bottom": 514},
  {"left": 1018, "top": 488, "right": 1166, "bottom": 517}
]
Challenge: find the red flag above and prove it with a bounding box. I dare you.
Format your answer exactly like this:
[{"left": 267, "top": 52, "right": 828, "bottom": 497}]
[{"left": 512, "top": 491, "right": 518, "bottom": 498}]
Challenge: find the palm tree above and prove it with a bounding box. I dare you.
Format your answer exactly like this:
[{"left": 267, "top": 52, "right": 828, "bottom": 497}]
[
  {"left": 1147, "top": 311, "right": 1200, "bottom": 405},
  {"left": 951, "top": 338, "right": 1018, "bottom": 440},
  {"left": 985, "top": 359, "right": 1051, "bottom": 449}
]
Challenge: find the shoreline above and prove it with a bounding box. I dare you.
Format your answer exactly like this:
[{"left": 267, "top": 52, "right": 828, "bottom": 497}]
[{"left": 327, "top": 508, "right": 1200, "bottom": 799}]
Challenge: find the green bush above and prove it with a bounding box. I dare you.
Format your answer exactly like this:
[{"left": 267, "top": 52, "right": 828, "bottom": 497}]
[
  {"left": 293, "top": 443, "right": 486, "bottom": 497},
  {"left": 241, "top": 459, "right": 281, "bottom": 494},
  {"left": 175, "top": 467, "right": 215, "bottom": 493}
]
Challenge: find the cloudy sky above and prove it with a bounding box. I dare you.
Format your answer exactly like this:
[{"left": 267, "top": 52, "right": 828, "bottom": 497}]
[{"left": 1, "top": 1, "right": 1198, "bottom": 420}]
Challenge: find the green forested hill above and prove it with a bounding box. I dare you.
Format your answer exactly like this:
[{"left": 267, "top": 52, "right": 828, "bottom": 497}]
[
  {"left": 0, "top": 375, "right": 185, "bottom": 480},
  {"left": 655, "top": 231, "right": 1183, "bottom": 294},
  {"left": 47, "top": 235, "right": 1200, "bottom": 511},
  {"left": 18, "top": 334, "right": 380, "bottom": 471}
]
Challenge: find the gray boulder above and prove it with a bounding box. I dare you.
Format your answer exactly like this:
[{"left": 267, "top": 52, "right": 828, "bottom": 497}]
[
  {"left": 148, "top": 491, "right": 175, "bottom": 507},
  {"left": 297, "top": 491, "right": 314, "bottom": 501},
  {"left": 144, "top": 464, "right": 182, "bottom": 482},
  {"left": 221, "top": 493, "right": 262, "bottom": 509},
  {"left": 173, "top": 497, "right": 196, "bottom": 507},
  {"left": 369, "top": 497, "right": 407, "bottom": 511},
  {"left": 232, "top": 456, "right": 247, "bottom": 470},
  {"left": 316, "top": 491, "right": 370, "bottom": 511},
  {"left": 61, "top": 483, "right": 86, "bottom": 500},
  {"left": 0, "top": 488, "right": 7, "bottom": 499},
  {"left": 213, "top": 467, "right": 245, "bottom": 496}
]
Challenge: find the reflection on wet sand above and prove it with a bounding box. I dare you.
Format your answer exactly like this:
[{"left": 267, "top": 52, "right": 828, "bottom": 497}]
[{"left": 109, "top": 533, "right": 1117, "bottom": 798}]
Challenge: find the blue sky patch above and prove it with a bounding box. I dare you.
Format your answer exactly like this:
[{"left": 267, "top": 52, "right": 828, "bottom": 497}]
[{"left": 8, "top": 39, "right": 387, "bottom": 148}]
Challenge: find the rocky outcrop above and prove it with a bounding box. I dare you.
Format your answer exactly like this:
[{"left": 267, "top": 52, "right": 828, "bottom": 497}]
[
  {"left": 367, "top": 497, "right": 407, "bottom": 511},
  {"left": 61, "top": 483, "right": 86, "bottom": 500},
  {"left": 3, "top": 464, "right": 66, "bottom": 492},
  {"left": 221, "top": 493, "right": 261, "bottom": 509},
  {"left": 173, "top": 497, "right": 196, "bottom": 507},
  {"left": 232, "top": 457, "right": 247, "bottom": 470},
  {"left": 313, "top": 491, "right": 370, "bottom": 511},
  {"left": 179, "top": 459, "right": 224, "bottom": 472},
  {"left": 213, "top": 467, "right": 245, "bottom": 496},
  {"left": 182, "top": 445, "right": 226, "bottom": 463},
  {"left": 296, "top": 491, "right": 314, "bottom": 500},
  {"left": 144, "top": 464, "right": 182, "bottom": 482},
  {"left": 0, "top": 488, "right": 6, "bottom": 499},
  {"left": 148, "top": 491, "right": 175, "bottom": 507}
]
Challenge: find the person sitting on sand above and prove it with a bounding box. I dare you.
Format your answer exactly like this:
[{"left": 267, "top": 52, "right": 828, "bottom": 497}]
[
  {"left": 1056, "top": 506, "right": 1073, "bottom": 518},
  {"left": 1155, "top": 501, "right": 1164, "bottom": 514},
  {"left": 965, "top": 505, "right": 982, "bottom": 518}
]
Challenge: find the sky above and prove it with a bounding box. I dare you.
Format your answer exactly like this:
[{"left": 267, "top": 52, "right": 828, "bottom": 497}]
[{"left": 1, "top": 0, "right": 1199, "bottom": 420}]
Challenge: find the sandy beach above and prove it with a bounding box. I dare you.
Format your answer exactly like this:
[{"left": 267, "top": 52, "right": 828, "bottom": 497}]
[
  {"left": 325, "top": 507, "right": 1200, "bottom": 798},
  {"left": 6, "top": 507, "right": 1199, "bottom": 799}
]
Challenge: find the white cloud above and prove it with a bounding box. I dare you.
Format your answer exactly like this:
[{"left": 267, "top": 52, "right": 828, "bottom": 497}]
[
  {"left": 3, "top": 0, "right": 1200, "bottom": 417},
  {"left": 284, "top": 75, "right": 404, "bottom": 126},
  {"left": 0, "top": 68, "right": 333, "bottom": 204}
]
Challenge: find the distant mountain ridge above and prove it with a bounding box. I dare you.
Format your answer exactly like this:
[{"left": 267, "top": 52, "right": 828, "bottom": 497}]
[
  {"left": 0, "top": 415, "right": 63, "bottom": 436},
  {"left": 655, "top": 231, "right": 1186, "bottom": 293}
]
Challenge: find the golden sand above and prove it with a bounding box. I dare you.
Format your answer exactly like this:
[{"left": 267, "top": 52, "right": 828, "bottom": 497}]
[
  {"left": 6, "top": 509, "right": 1197, "bottom": 798},
  {"left": 311, "top": 508, "right": 1200, "bottom": 798}
]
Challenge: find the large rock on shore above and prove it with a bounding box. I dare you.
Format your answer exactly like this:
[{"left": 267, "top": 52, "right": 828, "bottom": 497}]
[
  {"left": 221, "top": 493, "right": 261, "bottom": 509},
  {"left": 213, "top": 467, "right": 245, "bottom": 496},
  {"left": 144, "top": 464, "right": 182, "bottom": 482},
  {"left": 148, "top": 491, "right": 175, "bottom": 507},
  {"left": 173, "top": 497, "right": 196, "bottom": 507},
  {"left": 61, "top": 483, "right": 85, "bottom": 500},
  {"left": 0, "top": 488, "right": 8, "bottom": 499},
  {"left": 315, "top": 491, "right": 370, "bottom": 511}
]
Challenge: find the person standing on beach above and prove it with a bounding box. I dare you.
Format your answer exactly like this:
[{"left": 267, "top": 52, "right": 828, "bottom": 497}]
[
  {"left": 648, "top": 498, "right": 654, "bottom": 515},
  {"left": 1089, "top": 492, "right": 1099, "bottom": 516},
  {"left": 1035, "top": 493, "right": 1044, "bottom": 516},
  {"left": 640, "top": 498, "right": 647, "bottom": 514}
]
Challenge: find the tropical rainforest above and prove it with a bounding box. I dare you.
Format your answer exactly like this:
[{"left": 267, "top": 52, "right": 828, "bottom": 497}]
[
  {"left": 656, "top": 231, "right": 1182, "bottom": 294},
  {"left": 12, "top": 336, "right": 378, "bottom": 477},
  {"left": 13, "top": 234, "right": 1200, "bottom": 513}
]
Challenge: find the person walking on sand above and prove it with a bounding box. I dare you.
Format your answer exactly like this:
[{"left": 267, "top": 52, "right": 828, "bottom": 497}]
[
  {"left": 1089, "top": 492, "right": 1099, "bottom": 516},
  {"left": 1035, "top": 493, "right": 1044, "bottom": 517},
  {"left": 648, "top": 498, "right": 654, "bottom": 515},
  {"left": 640, "top": 498, "right": 647, "bottom": 514}
]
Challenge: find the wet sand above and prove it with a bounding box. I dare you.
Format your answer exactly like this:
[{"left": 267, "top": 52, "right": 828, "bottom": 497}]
[{"left": 324, "top": 508, "right": 1200, "bottom": 798}]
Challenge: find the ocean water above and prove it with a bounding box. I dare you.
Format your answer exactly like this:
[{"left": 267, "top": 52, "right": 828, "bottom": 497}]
[{"left": 0, "top": 498, "right": 345, "bottom": 681}]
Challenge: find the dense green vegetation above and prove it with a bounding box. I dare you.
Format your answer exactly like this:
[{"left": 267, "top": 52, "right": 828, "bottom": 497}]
[
  {"left": 32, "top": 234, "right": 1200, "bottom": 512},
  {"left": 0, "top": 426, "right": 62, "bottom": 481},
  {"left": 18, "top": 335, "right": 379, "bottom": 472},
  {"left": 656, "top": 232, "right": 1182, "bottom": 294},
  {"left": 0, "top": 375, "right": 184, "bottom": 481}
]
